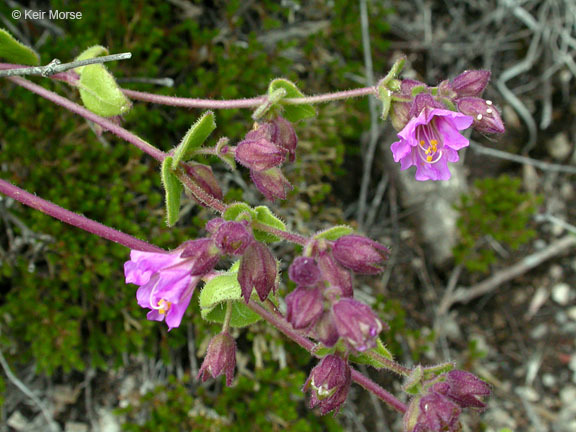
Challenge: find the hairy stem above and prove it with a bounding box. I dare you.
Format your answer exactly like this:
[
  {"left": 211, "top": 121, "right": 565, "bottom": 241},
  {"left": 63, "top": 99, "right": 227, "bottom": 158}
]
[
  {"left": 122, "top": 86, "right": 378, "bottom": 109},
  {"left": 0, "top": 178, "right": 162, "bottom": 252},
  {"left": 7, "top": 76, "right": 166, "bottom": 162},
  {"left": 252, "top": 221, "right": 308, "bottom": 246}
]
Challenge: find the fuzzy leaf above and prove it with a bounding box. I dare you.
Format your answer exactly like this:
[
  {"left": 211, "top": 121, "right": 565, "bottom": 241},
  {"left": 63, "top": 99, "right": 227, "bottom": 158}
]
[
  {"left": 78, "top": 64, "right": 131, "bottom": 116},
  {"left": 199, "top": 273, "right": 261, "bottom": 327},
  {"left": 349, "top": 338, "right": 394, "bottom": 368},
  {"left": 161, "top": 157, "right": 183, "bottom": 227},
  {"left": 74, "top": 45, "right": 109, "bottom": 74},
  {"left": 0, "top": 29, "right": 40, "bottom": 65},
  {"left": 268, "top": 78, "right": 316, "bottom": 122},
  {"left": 314, "top": 225, "right": 354, "bottom": 241},
  {"left": 172, "top": 111, "right": 216, "bottom": 168},
  {"left": 222, "top": 203, "right": 255, "bottom": 222},
  {"left": 253, "top": 205, "right": 286, "bottom": 243}
]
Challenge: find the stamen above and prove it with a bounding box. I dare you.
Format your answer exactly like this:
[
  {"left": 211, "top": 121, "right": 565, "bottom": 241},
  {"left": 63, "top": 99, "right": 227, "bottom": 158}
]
[
  {"left": 476, "top": 114, "right": 483, "bottom": 121},
  {"left": 486, "top": 100, "right": 493, "bottom": 105},
  {"left": 486, "top": 108, "right": 493, "bottom": 114}
]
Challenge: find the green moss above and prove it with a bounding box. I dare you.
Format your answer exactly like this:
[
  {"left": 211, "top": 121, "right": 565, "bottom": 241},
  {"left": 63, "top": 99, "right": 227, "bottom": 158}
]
[{"left": 454, "top": 175, "right": 542, "bottom": 273}]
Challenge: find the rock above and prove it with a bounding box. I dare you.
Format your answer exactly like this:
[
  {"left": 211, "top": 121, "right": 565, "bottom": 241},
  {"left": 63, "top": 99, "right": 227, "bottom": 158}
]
[
  {"left": 567, "top": 306, "right": 576, "bottom": 321},
  {"left": 552, "top": 283, "right": 572, "bottom": 305},
  {"left": 546, "top": 132, "right": 572, "bottom": 160},
  {"left": 65, "top": 423, "right": 89, "bottom": 432}
]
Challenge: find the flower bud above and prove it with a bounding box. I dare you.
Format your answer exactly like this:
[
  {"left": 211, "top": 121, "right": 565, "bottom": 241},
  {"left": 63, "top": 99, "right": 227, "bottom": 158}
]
[
  {"left": 238, "top": 241, "right": 277, "bottom": 302},
  {"left": 288, "top": 257, "right": 321, "bottom": 286},
  {"left": 408, "top": 93, "right": 444, "bottom": 118},
  {"left": 214, "top": 221, "right": 253, "bottom": 256},
  {"left": 451, "top": 70, "right": 491, "bottom": 98},
  {"left": 183, "top": 162, "right": 223, "bottom": 202},
  {"left": 316, "top": 251, "right": 353, "bottom": 297},
  {"left": 332, "top": 298, "right": 384, "bottom": 352},
  {"left": 434, "top": 370, "right": 491, "bottom": 409},
  {"left": 205, "top": 217, "right": 225, "bottom": 235},
  {"left": 197, "top": 332, "right": 236, "bottom": 387},
  {"left": 250, "top": 167, "right": 293, "bottom": 201},
  {"left": 332, "top": 235, "right": 390, "bottom": 274},
  {"left": 456, "top": 97, "right": 505, "bottom": 134},
  {"left": 390, "top": 79, "right": 427, "bottom": 131},
  {"left": 286, "top": 286, "right": 324, "bottom": 330},
  {"left": 179, "top": 238, "right": 221, "bottom": 275},
  {"left": 404, "top": 393, "right": 462, "bottom": 432},
  {"left": 313, "top": 311, "right": 339, "bottom": 347},
  {"left": 303, "top": 355, "right": 351, "bottom": 415},
  {"left": 270, "top": 116, "right": 298, "bottom": 163},
  {"left": 235, "top": 138, "right": 286, "bottom": 171}
]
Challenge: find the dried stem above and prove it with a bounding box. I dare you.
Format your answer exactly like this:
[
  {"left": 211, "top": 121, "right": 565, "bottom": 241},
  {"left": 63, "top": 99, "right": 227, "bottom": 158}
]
[{"left": 0, "top": 52, "right": 131, "bottom": 78}]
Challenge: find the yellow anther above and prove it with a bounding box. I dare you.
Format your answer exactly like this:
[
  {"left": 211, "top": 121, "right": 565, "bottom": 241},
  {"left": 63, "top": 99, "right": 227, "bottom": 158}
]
[
  {"left": 158, "top": 299, "right": 172, "bottom": 315},
  {"left": 419, "top": 140, "right": 425, "bottom": 146},
  {"left": 426, "top": 155, "right": 433, "bottom": 162}
]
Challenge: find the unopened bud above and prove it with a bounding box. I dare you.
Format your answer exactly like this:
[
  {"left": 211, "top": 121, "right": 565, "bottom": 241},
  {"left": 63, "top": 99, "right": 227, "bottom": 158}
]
[
  {"left": 332, "top": 298, "right": 384, "bottom": 352},
  {"left": 197, "top": 332, "right": 236, "bottom": 387},
  {"left": 456, "top": 97, "right": 505, "bottom": 134},
  {"left": 214, "top": 221, "right": 253, "bottom": 255},
  {"left": 288, "top": 257, "right": 321, "bottom": 286},
  {"left": 303, "top": 355, "right": 351, "bottom": 415},
  {"left": 451, "top": 70, "right": 491, "bottom": 98},
  {"left": 238, "top": 241, "right": 277, "bottom": 302},
  {"left": 286, "top": 286, "right": 324, "bottom": 329},
  {"left": 250, "top": 167, "right": 293, "bottom": 201},
  {"left": 332, "top": 235, "right": 390, "bottom": 274}
]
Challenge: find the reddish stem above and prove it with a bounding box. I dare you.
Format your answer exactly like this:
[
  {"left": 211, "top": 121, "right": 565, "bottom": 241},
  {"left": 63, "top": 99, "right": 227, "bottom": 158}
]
[{"left": 0, "top": 178, "right": 162, "bottom": 253}]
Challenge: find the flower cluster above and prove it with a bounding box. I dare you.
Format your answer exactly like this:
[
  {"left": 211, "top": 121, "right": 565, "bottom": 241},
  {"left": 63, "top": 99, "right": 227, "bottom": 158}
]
[
  {"left": 124, "top": 218, "right": 277, "bottom": 330},
  {"left": 388, "top": 70, "right": 505, "bottom": 181},
  {"left": 235, "top": 116, "right": 297, "bottom": 200},
  {"left": 291, "top": 234, "right": 389, "bottom": 414},
  {"left": 287, "top": 234, "right": 389, "bottom": 353},
  {"left": 403, "top": 369, "right": 491, "bottom": 432}
]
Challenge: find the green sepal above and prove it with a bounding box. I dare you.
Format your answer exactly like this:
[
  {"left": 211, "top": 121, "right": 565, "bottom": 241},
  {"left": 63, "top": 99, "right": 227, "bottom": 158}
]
[
  {"left": 313, "top": 225, "right": 354, "bottom": 241},
  {"left": 268, "top": 78, "right": 316, "bottom": 122},
  {"left": 222, "top": 203, "right": 255, "bottom": 222},
  {"left": 403, "top": 365, "right": 424, "bottom": 395},
  {"left": 0, "top": 29, "right": 40, "bottom": 65},
  {"left": 216, "top": 138, "right": 236, "bottom": 169},
  {"left": 161, "top": 157, "right": 183, "bottom": 227},
  {"left": 379, "top": 87, "right": 392, "bottom": 120},
  {"left": 411, "top": 85, "right": 428, "bottom": 97},
  {"left": 77, "top": 64, "right": 132, "bottom": 117},
  {"left": 199, "top": 272, "right": 261, "bottom": 327},
  {"left": 252, "top": 87, "right": 287, "bottom": 120},
  {"left": 422, "top": 362, "right": 455, "bottom": 379},
  {"left": 379, "top": 57, "right": 405, "bottom": 88},
  {"left": 349, "top": 338, "right": 394, "bottom": 368},
  {"left": 252, "top": 205, "right": 286, "bottom": 243},
  {"left": 74, "top": 45, "right": 109, "bottom": 75},
  {"left": 312, "top": 344, "right": 336, "bottom": 357},
  {"left": 172, "top": 111, "right": 216, "bottom": 169}
]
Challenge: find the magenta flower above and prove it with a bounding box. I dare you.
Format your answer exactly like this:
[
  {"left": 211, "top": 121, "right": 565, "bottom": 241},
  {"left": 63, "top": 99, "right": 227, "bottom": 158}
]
[
  {"left": 125, "top": 241, "right": 220, "bottom": 330},
  {"left": 125, "top": 249, "right": 202, "bottom": 330},
  {"left": 390, "top": 108, "right": 473, "bottom": 181}
]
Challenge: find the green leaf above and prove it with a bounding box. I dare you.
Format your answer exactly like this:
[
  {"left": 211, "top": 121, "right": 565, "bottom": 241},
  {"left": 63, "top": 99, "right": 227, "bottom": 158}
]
[
  {"left": 314, "top": 225, "right": 354, "bottom": 241},
  {"left": 0, "top": 29, "right": 40, "bottom": 65},
  {"left": 77, "top": 64, "right": 131, "bottom": 116},
  {"left": 268, "top": 78, "right": 316, "bottom": 122},
  {"left": 199, "top": 273, "right": 261, "bottom": 327},
  {"left": 253, "top": 205, "right": 286, "bottom": 243},
  {"left": 222, "top": 202, "right": 255, "bottom": 222},
  {"left": 74, "top": 45, "right": 109, "bottom": 75},
  {"left": 161, "top": 157, "right": 183, "bottom": 227},
  {"left": 349, "top": 338, "right": 394, "bottom": 368},
  {"left": 172, "top": 111, "right": 216, "bottom": 168}
]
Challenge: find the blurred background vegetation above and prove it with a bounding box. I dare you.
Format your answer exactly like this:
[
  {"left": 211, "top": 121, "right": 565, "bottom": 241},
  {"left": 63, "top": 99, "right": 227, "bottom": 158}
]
[{"left": 1, "top": 0, "right": 573, "bottom": 431}]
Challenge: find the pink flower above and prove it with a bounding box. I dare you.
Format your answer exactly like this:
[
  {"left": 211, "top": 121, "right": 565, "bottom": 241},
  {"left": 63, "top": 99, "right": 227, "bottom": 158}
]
[
  {"left": 390, "top": 108, "right": 473, "bottom": 181},
  {"left": 124, "top": 241, "right": 220, "bottom": 330}
]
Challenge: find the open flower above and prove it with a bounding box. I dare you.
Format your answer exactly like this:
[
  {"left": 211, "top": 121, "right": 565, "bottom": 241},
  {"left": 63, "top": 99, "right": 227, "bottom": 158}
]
[
  {"left": 124, "top": 241, "right": 220, "bottom": 330},
  {"left": 391, "top": 104, "right": 473, "bottom": 181}
]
